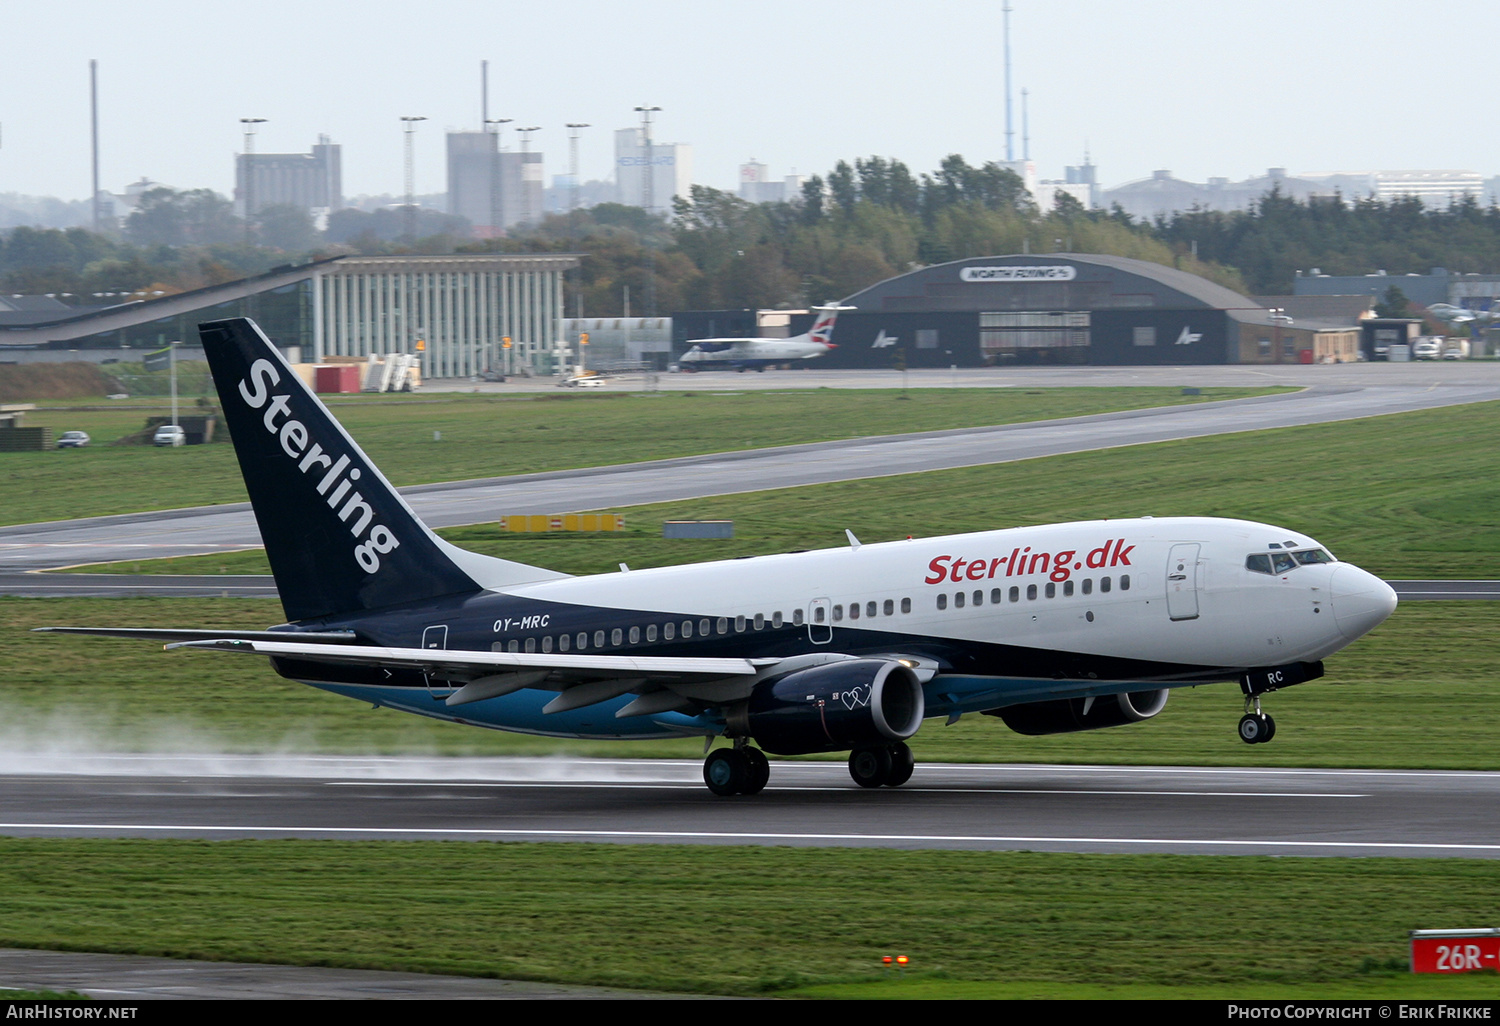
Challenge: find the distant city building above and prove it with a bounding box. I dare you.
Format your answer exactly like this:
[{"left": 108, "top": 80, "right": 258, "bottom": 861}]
[
  {"left": 1296, "top": 170, "right": 1484, "bottom": 206},
  {"left": 234, "top": 135, "right": 341, "bottom": 219},
  {"left": 738, "top": 159, "right": 804, "bottom": 204},
  {"left": 543, "top": 176, "right": 614, "bottom": 215},
  {"left": 446, "top": 131, "right": 544, "bottom": 235},
  {"left": 1097, "top": 167, "right": 1488, "bottom": 221},
  {"left": 614, "top": 127, "right": 692, "bottom": 215}
]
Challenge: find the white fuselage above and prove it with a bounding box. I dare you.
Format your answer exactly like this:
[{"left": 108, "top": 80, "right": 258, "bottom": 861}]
[{"left": 496, "top": 516, "right": 1392, "bottom": 679}]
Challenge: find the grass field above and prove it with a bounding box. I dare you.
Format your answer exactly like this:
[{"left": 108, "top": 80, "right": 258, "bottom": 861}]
[
  {"left": 86, "top": 399, "right": 1500, "bottom": 581},
  {"left": 1, "top": 839, "right": 1497, "bottom": 998},
  {"left": 3, "top": 386, "right": 1275, "bottom": 525}
]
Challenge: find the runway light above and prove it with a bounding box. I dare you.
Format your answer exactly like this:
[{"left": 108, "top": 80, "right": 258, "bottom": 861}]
[
  {"left": 882, "top": 956, "right": 892, "bottom": 965},
  {"left": 896, "top": 955, "right": 909, "bottom": 966}
]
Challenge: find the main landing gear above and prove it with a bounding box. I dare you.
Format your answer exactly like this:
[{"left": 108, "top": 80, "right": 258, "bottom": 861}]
[
  {"left": 703, "top": 744, "right": 770, "bottom": 796},
  {"left": 849, "top": 742, "right": 915, "bottom": 788},
  {"left": 1238, "top": 696, "right": 1277, "bottom": 745}
]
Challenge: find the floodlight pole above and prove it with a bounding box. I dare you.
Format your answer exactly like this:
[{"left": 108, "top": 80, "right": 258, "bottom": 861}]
[
  {"left": 401, "top": 116, "right": 427, "bottom": 241},
  {"left": 239, "top": 118, "right": 266, "bottom": 246},
  {"left": 566, "top": 123, "right": 590, "bottom": 214},
  {"left": 485, "top": 118, "right": 512, "bottom": 236}
]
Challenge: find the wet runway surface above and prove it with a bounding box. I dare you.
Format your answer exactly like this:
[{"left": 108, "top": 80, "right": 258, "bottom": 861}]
[{"left": 4, "top": 756, "right": 1498, "bottom": 858}]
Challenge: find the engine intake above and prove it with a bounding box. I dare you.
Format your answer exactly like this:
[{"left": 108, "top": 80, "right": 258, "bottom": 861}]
[
  {"left": 988, "top": 689, "right": 1169, "bottom": 736},
  {"left": 729, "top": 658, "right": 925, "bottom": 756}
]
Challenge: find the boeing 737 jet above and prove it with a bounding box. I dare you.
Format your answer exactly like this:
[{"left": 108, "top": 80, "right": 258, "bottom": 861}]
[
  {"left": 678, "top": 303, "right": 853, "bottom": 371},
  {"left": 40, "top": 318, "right": 1399, "bottom": 795}
]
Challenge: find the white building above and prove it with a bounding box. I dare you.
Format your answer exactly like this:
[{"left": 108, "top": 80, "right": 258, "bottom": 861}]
[
  {"left": 738, "top": 159, "right": 804, "bottom": 204},
  {"left": 614, "top": 128, "right": 692, "bottom": 215}
]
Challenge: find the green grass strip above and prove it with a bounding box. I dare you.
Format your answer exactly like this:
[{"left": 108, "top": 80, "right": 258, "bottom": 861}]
[
  {"left": 1, "top": 839, "right": 1497, "bottom": 997},
  {"left": 6, "top": 387, "right": 1279, "bottom": 526}
]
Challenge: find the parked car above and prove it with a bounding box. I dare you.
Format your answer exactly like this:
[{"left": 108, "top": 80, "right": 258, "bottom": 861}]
[
  {"left": 56, "top": 431, "right": 90, "bottom": 448},
  {"left": 153, "top": 425, "right": 185, "bottom": 447},
  {"left": 1413, "top": 338, "right": 1443, "bottom": 360}
]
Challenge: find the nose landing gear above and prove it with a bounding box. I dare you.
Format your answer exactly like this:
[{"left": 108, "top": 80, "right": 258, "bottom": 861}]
[{"left": 1237, "top": 696, "right": 1277, "bottom": 744}]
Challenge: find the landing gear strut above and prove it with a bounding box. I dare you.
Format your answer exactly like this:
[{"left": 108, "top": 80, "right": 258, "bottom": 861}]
[
  {"left": 849, "top": 742, "right": 915, "bottom": 788},
  {"left": 1237, "top": 696, "right": 1277, "bottom": 745},
  {"left": 703, "top": 742, "right": 770, "bottom": 796}
]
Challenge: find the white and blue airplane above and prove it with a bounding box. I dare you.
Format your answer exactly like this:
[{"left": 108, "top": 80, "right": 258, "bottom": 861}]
[
  {"left": 40, "top": 318, "right": 1398, "bottom": 795},
  {"left": 678, "top": 303, "right": 853, "bottom": 372}
]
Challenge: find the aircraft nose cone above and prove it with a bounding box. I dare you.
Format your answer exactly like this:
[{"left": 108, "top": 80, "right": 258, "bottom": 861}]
[{"left": 1330, "top": 564, "right": 1398, "bottom": 640}]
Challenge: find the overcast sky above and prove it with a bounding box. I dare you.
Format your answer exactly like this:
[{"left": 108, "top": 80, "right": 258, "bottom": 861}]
[{"left": 3, "top": 0, "right": 1494, "bottom": 204}]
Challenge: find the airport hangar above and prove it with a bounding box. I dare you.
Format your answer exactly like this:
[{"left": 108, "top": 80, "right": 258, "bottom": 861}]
[{"left": 778, "top": 254, "right": 1353, "bottom": 367}]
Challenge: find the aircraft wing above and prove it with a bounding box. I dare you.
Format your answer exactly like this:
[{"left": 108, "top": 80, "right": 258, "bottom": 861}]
[
  {"left": 33, "top": 627, "right": 360, "bottom": 644},
  {"left": 166, "top": 638, "right": 781, "bottom": 711}
]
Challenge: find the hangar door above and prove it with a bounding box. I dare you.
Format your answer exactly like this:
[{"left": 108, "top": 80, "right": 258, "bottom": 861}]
[{"left": 979, "top": 311, "right": 1090, "bottom": 364}]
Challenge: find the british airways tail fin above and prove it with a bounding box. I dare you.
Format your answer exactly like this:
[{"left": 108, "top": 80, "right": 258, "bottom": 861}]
[
  {"left": 806, "top": 302, "right": 856, "bottom": 347},
  {"left": 199, "top": 318, "right": 567, "bottom": 623}
]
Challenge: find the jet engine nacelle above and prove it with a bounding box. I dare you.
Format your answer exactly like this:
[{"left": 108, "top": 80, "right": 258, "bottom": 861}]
[
  {"left": 727, "top": 658, "right": 925, "bottom": 756},
  {"left": 989, "top": 689, "right": 1169, "bottom": 736}
]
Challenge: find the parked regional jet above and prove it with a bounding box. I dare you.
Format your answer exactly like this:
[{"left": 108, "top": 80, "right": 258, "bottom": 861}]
[
  {"left": 678, "top": 303, "right": 853, "bottom": 371},
  {"left": 39, "top": 318, "right": 1398, "bottom": 795}
]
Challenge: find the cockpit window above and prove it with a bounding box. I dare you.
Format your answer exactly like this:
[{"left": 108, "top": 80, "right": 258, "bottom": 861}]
[
  {"left": 1291, "top": 548, "right": 1334, "bottom": 565},
  {"left": 1271, "top": 551, "right": 1297, "bottom": 573},
  {"left": 1245, "top": 554, "right": 1273, "bottom": 574}
]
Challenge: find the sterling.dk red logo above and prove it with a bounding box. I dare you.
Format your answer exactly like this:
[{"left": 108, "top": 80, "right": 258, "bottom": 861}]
[{"left": 924, "top": 539, "right": 1134, "bottom": 585}]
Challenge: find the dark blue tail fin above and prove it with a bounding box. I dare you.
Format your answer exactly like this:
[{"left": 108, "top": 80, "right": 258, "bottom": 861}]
[{"left": 199, "top": 318, "right": 563, "bottom": 622}]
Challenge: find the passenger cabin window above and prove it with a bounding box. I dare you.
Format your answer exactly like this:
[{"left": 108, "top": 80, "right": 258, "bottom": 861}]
[
  {"left": 664, "top": 622, "right": 675, "bottom": 641},
  {"left": 954, "top": 592, "right": 966, "bottom": 609},
  {"left": 1120, "top": 575, "right": 1130, "bottom": 591},
  {"left": 937, "top": 594, "right": 948, "bottom": 610},
  {"left": 972, "top": 590, "right": 982, "bottom": 606},
  {"left": 900, "top": 598, "right": 911, "bottom": 614},
  {"left": 991, "top": 588, "right": 1003, "bottom": 605},
  {"left": 1082, "top": 579, "right": 1093, "bottom": 595},
  {"left": 647, "top": 625, "right": 658, "bottom": 642},
  {"left": 754, "top": 613, "right": 765, "bottom": 630},
  {"left": 735, "top": 616, "right": 746, "bottom": 632},
  {"left": 814, "top": 606, "right": 826, "bottom": 623},
  {"left": 558, "top": 634, "right": 569, "bottom": 652},
  {"left": 1101, "top": 577, "right": 1112, "bottom": 593},
  {"left": 699, "top": 619, "right": 711, "bottom": 636},
  {"left": 867, "top": 601, "right": 877, "bottom": 618},
  {"left": 629, "top": 626, "right": 640, "bottom": 644},
  {"left": 1009, "top": 586, "right": 1019, "bottom": 603},
  {"left": 682, "top": 621, "right": 693, "bottom": 638},
  {"left": 1063, "top": 581, "right": 1074, "bottom": 597},
  {"left": 595, "top": 630, "right": 606, "bottom": 647},
  {"left": 716, "top": 618, "right": 728, "bottom": 635},
  {"left": 1026, "top": 584, "right": 1037, "bottom": 600},
  {"left": 577, "top": 632, "right": 588, "bottom": 650},
  {"left": 1045, "top": 583, "right": 1056, "bottom": 598},
  {"left": 525, "top": 637, "right": 536, "bottom": 653},
  {"left": 611, "top": 628, "right": 623, "bottom": 646},
  {"left": 833, "top": 605, "right": 843, "bottom": 621},
  {"left": 884, "top": 600, "right": 894, "bottom": 616}
]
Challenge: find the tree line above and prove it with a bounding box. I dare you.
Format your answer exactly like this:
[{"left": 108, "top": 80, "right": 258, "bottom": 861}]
[{"left": 6, "top": 158, "right": 1500, "bottom": 313}]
